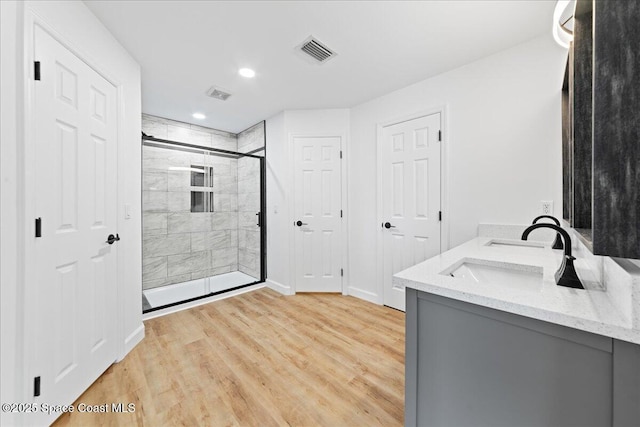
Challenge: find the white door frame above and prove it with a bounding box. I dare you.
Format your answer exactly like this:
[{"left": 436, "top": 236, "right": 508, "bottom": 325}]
[
  {"left": 375, "top": 106, "right": 450, "bottom": 305},
  {"left": 20, "top": 8, "right": 127, "bottom": 410},
  {"left": 288, "top": 132, "right": 348, "bottom": 294}
]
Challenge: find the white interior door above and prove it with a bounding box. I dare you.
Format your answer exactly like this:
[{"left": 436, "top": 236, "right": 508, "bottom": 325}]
[
  {"left": 293, "top": 136, "right": 342, "bottom": 292},
  {"left": 381, "top": 114, "right": 441, "bottom": 311},
  {"left": 31, "top": 26, "right": 118, "bottom": 424}
]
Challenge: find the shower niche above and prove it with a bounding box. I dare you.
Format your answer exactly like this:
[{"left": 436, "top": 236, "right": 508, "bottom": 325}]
[{"left": 141, "top": 115, "right": 266, "bottom": 312}]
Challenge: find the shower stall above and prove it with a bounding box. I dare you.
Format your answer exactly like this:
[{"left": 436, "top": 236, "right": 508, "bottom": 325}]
[{"left": 141, "top": 116, "right": 265, "bottom": 312}]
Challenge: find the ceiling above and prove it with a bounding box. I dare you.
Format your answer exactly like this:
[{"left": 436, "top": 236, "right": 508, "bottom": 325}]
[{"left": 85, "top": 0, "right": 555, "bottom": 133}]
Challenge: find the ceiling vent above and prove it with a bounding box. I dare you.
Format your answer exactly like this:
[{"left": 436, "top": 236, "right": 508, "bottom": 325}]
[
  {"left": 296, "top": 36, "right": 337, "bottom": 64},
  {"left": 205, "top": 86, "right": 232, "bottom": 101}
]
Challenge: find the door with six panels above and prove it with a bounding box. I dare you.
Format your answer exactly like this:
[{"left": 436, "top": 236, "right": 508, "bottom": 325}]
[
  {"left": 31, "top": 25, "right": 119, "bottom": 425},
  {"left": 293, "top": 136, "right": 343, "bottom": 292},
  {"left": 381, "top": 113, "right": 442, "bottom": 311}
]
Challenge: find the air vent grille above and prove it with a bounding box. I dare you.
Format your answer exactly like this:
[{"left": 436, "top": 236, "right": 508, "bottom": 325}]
[
  {"left": 297, "top": 36, "right": 336, "bottom": 63},
  {"left": 205, "top": 86, "right": 232, "bottom": 101}
]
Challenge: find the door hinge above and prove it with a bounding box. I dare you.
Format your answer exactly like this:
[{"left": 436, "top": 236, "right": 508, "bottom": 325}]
[
  {"left": 340, "top": 210, "right": 343, "bottom": 218},
  {"left": 439, "top": 211, "right": 442, "bottom": 221},
  {"left": 34, "top": 61, "right": 41, "bottom": 81},
  {"left": 341, "top": 268, "right": 344, "bottom": 277},
  {"left": 35, "top": 217, "right": 42, "bottom": 237},
  {"left": 340, "top": 150, "right": 343, "bottom": 159},
  {"left": 438, "top": 130, "right": 442, "bottom": 141},
  {"left": 34, "top": 376, "right": 41, "bottom": 397}
]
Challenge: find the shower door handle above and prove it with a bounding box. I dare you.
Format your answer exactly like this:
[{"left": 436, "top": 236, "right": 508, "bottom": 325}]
[{"left": 256, "top": 212, "right": 261, "bottom": 227}]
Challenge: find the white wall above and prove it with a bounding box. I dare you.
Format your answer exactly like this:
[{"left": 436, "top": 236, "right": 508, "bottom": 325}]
[
  {"left": 265, "top": 112, "right": 288, "bottom": 292},
  {"left": 348, "top": 34, "right": 567, "bottom": 302},
  {"left": 265, "top": 109, "right": 350, "bottom": 293},
  {"left": 0, "top": 1, "right": 142, "bottom": 418}
]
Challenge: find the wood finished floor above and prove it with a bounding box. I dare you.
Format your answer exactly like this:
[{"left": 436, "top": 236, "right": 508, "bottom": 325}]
[{"left": 53, "top": 288, "right": 405, "bottom": 426}]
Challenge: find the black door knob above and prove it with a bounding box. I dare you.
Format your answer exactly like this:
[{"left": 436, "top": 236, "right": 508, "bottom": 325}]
[
  {"left": 296, "top": 220, "right": 308, "bottom": 227},
  {"left": 106, "top": 233, "right": 120, "bottom": 244},
  {"left": 383, "top": 222, "right": 396, "bottom": 229}
]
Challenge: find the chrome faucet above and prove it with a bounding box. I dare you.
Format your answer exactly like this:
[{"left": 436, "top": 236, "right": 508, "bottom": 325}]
[
  {"left": 532, "top": 215, "right": 563, "bottom": 250},
  {"left": 521, "top": 223, "right": 584, "bottom": 289}
]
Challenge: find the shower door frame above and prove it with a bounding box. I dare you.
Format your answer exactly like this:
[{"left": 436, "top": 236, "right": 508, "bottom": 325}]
[{"left": 141, "top": 135, "right": 266, "bottom": 312}]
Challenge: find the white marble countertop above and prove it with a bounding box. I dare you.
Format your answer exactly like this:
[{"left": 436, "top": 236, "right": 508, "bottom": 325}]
[{"left": 394, "top": 236, "right": 640, "bottom": 345}]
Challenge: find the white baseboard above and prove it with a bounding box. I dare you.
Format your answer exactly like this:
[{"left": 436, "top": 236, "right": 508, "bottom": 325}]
[
  {"left": 266, "top": 278, "right": 293, "bottom": 295},
  {"left": 118, "top": 323, "right": 145, "bottom": 362},
  {"left": 347, "top": 286, "right": 380, "bottom": 305}
]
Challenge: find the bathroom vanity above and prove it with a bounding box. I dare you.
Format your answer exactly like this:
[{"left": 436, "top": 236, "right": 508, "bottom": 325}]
[{"left": 395, "top": 228, "right": 640, "bottom": 427}]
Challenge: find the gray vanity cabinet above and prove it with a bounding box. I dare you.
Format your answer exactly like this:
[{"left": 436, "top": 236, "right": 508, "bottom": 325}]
[{"left": 405, "top": 288, "right": 640, "bottom": 427}]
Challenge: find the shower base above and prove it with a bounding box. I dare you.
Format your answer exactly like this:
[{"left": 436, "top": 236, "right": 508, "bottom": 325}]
[{"left": 143, "top": 271, "right": 258, "bottom": 311}]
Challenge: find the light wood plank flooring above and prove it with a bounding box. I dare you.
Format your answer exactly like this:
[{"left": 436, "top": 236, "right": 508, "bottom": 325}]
[{"left": 53, "top": 288, "right": 405, "bottom": 426}]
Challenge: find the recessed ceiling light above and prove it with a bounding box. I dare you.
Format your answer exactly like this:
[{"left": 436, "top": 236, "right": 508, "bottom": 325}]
[
  {"left": 238, "top": 68, "right": 256, "bottom": 78},
  {"left": 192, "top": 112, "right": 206, "bottom": 120}
]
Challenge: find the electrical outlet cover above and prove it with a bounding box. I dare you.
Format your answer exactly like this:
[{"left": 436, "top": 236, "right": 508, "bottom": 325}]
[{"left": 541, "top": 201, "right": 553, "bottom": 215}]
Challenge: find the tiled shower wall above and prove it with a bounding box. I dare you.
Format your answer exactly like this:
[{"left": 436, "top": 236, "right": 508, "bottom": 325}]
[
  {"left": 237, "top": 122, "right": 265, "bottom": 279},
  {"left": 142, "top": 114, "right": 240, "bottom": 290}
]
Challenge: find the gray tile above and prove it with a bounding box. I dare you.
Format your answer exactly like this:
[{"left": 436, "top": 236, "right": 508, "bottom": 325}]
[
  {"left": 189, "top": 152, "right": 210, "bottom": 165},
  {"left": 189, "top": 121, "right": 234, "bottom": 137},
  {"left": 239, "top": 248, "right": 257, "bottom": 271},
  {"left": 238, "top": 193, "right": 259, "bottom": 211},
  {"left": 204, "top": 155, "right": 231, "bottom": 166},
  {"left": 167, "top": 211, "right": 213, "bottom": 231},
  {"left": 142, "top": 116, "right": 168, "bottom": 139},
  {"left": 191, "top": 214, "right": 212, "bottom": 232},
  {"left": 167, "top": 250, "right": 210, "bottom": 276},
  {"left": 211, "top": 247, "right": 237, "bottom": 268},
  {"left": 149, "top": 115, "right": 190, "bottom": 129},
  {"left": 238, "top": 229, "right": 247, "bottom": 248},
  {"left": 246, "top": 230, "right": 259, "bottom": 250},
  {"left": 213, "top": 175, "right": 238, "bottom": 193},
  {"left": 212, "top": 136, "right": 238, "bottom": 152},
  {"left": 168, "top": 170, "right": 191, "bottom": 191},
  {"left": 191, "top": 265, "right": 233, "bottom": 280},
  {"left": 168, "top": 126, "right": 212, "bottom": 147},
  {"left": 191, "top": 230, "right": 229, "bottom": 252},
  {"left": 239, "top": 229, "right": 260, "bottom": 251},
  {"left": 237, "top": 175, "right": 259, "bottom": 191},
  {"left": 214, "top": 194, "right": 229, "bottom": 212},
  {"left": 143, "top": 191, "right": 168, "bottom": 212},
  {"left": 142, "top": 146, "right": 170, "bottom": 171},
  {"left": 167, "top": 212, "right": 191, "bottom": 233},
  {"left": 143, "top": 213, "right": 168, "bottom": 233},
  {"left": 211, "top": 212, "right": 238, "bottom": 230},
  {"left": 143, "top": 228, "right": 168, "bottom": 237},
  {"left": 165, "top": 151, "right": 192, "bottom": 168},
  {"left": 228, "top": 194, "right": 238, "bottom": 212},
  {"left": 143, "top": 273, "right": 192, "bottom": 290},
  {"left": 143, "top": 234, "right": 190, "bottom": 258},
  {"left": 212, "top": 164, "right": 231, "bottom": 176},
  {"left": 168, "top": 191, "right": 190, "bottom": 212},
  {"left": 143, "top": 256, "right": 167, "bottom": 281},
  {"left": 238, "top": 211, "right": 258, "bottom": 228},
  {"left": 143, "top": 171, "right": 168, "bottom": 191},
  {"left": 229, "top": 230, "right": 238, "bottom": 248}
]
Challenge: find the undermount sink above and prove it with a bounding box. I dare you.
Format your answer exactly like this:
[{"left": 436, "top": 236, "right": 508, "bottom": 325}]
[
  {"left": 442, "top": 258, "right": 544, "bottom": 290},
  {"left": 485, "top": 239, "right": 545, "bottom": 250}
]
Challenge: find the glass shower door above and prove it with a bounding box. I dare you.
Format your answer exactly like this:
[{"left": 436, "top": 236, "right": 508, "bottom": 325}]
[{"left": 142, "top": 137, "right": 264, "bottom": 312}]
